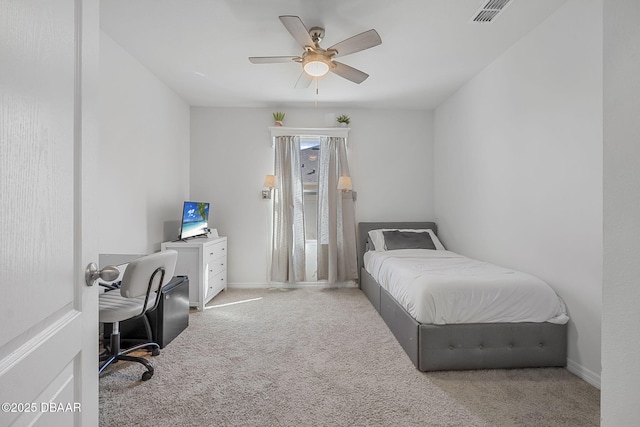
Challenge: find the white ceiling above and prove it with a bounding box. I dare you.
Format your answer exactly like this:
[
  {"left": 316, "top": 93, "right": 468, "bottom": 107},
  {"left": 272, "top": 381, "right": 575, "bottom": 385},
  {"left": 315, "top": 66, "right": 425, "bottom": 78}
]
[{"left": 100, "top": 0, "right": 567, "bottom": 110}]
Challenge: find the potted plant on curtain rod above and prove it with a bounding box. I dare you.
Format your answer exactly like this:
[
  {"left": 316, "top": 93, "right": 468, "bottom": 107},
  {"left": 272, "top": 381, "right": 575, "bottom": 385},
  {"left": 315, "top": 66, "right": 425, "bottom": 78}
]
[
  {"left": 336, "top": 114, "right": 350, "bottom": 127},
  {"left": 273, "top": 112, "right": 285, "bottom": 126}
]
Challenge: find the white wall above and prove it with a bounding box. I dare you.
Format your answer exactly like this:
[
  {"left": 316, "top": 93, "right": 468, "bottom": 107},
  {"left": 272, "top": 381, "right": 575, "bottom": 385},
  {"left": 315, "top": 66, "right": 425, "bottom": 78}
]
[
  {"left": 190, "top": 107, "right": 433, "bottom": 285},
  {"left": 433, "top": 0, "right": 602, "bottom": 386},
  {"left": 99, "top": 33, "right": 190, "bottom": 255},
  {"left": 602, "top": 0, "right": 640, "bottom": 424}
]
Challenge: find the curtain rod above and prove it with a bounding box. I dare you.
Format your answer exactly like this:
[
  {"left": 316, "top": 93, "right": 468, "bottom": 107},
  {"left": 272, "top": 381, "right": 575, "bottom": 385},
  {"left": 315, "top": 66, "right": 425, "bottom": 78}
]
[{"left": 269, "top": 127, "right": 350, "bottom": 138}]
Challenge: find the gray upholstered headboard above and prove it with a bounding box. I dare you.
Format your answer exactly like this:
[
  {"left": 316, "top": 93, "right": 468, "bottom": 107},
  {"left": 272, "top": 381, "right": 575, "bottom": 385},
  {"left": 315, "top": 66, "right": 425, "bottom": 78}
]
[{"left": 357, "top": 222, "right": 438, "bottom": 280}]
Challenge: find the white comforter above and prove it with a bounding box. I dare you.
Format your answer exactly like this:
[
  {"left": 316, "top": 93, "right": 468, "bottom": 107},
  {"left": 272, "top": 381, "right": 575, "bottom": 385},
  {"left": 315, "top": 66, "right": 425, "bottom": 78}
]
[{"left": 364, "top": 249, "right": 568, "bottom": 325}]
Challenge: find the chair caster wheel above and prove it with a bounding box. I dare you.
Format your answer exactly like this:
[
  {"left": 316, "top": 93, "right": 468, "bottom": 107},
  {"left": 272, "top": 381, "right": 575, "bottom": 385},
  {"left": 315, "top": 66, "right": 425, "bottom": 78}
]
[
  {"left": 151, "top": 348, "right": 160, "bottom": 357},
  {"left": 141, "top": 371, "right": 153, "bottom": 381}
]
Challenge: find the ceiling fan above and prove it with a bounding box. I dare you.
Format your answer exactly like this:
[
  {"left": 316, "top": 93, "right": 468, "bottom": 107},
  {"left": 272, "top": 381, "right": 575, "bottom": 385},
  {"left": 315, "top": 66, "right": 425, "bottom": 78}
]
[{"left": 249, "top": 15, "right": 382, "bottom": 88}]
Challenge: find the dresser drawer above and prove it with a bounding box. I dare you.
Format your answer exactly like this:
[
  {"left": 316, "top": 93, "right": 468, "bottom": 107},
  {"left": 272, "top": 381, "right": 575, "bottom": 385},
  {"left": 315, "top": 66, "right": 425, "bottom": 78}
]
[
  {"left": 205, "top": 241, "right": 226, "bottom": 263},
  {"left": 206, "top": 270, "right": 227, "bottom": 300},
  {"left": 207, "top": 257, "right": 226, "bottom": 277}
]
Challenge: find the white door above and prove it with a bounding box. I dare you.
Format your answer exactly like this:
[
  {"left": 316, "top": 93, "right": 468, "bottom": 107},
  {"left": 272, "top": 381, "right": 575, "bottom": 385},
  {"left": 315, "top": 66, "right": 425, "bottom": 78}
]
[{"left": 0, "top": 0, "right": 99, "bottom": 426}]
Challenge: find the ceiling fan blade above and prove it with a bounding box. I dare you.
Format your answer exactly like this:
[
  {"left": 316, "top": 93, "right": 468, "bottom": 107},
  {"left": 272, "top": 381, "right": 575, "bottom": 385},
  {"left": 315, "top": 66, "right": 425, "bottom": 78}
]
[
  {"left": 328, "top": 29, "right": 382, "bottom": 58},
  {"left": 248, "top": 56, "right": 300, "bottom": 64},
  {"left": 279, "top": 15, "right": 315, "bottom": 48},
  {"left": 294, "top": 72, "right": 313, "bottom": 89},
  {"left": 331, "top": 61, "right": 369, "bottom": 84}
]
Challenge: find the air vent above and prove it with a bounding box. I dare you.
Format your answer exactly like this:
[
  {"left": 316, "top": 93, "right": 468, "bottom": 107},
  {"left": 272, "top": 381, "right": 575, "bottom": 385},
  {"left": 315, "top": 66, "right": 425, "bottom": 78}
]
[{"left": 471, "top": 0, "right": 512, "bottom": 23}]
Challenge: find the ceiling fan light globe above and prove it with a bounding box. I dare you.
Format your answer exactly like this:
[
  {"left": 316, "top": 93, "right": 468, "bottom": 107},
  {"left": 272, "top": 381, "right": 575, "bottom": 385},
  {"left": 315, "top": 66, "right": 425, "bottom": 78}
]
[
  {"left": 304, "top": 61, "right": 330, "bottom": 77},
  {"left": 302, "top": 52, "right": 330, "bottom": 77}
]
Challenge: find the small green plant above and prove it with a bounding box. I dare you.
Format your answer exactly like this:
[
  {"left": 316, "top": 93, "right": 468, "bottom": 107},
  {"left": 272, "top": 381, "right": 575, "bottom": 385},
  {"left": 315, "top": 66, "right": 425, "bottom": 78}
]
[
  {"left": 336, "top": 114, "right": 351, "bottom": 125},
  {"left": 272, "top": 112, "right": 285, "bottom": 121}
]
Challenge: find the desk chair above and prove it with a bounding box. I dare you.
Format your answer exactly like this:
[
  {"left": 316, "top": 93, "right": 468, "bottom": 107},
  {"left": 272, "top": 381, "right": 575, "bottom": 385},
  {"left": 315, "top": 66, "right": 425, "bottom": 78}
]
[{"left": 99, "top": 250, "right": 177, "bottom": 381}]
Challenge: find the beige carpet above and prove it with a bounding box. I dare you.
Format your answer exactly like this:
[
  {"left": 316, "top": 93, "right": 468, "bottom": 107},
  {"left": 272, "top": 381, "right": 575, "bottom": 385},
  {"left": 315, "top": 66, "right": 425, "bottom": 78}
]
[{"left": 99, "top": 287, "right": 600, "bottom": 427}]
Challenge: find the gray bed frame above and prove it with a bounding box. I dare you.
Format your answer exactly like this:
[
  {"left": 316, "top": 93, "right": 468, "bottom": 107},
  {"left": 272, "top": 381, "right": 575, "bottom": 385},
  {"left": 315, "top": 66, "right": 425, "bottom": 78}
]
[{"left": 358, "top": 222, "right": 567, "bottom": 371}]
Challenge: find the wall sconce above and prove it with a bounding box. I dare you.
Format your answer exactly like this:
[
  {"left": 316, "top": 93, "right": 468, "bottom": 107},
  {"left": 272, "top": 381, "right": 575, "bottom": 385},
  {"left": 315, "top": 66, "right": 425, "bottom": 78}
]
[
  {"left": 337, "top": 176, "right": 357, "bottom": 201},
  {"left": 262, "top": 174, "right": 276, "bottom": 199},
  {"left": 337, "top": 176, "right": 352, "bottom": 192}
]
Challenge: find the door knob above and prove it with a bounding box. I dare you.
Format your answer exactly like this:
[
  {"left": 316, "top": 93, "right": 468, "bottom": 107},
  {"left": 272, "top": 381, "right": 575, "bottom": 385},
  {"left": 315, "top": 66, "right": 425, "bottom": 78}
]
[{"left": 85, "top": 262, "right": 120, "bottom": 286}]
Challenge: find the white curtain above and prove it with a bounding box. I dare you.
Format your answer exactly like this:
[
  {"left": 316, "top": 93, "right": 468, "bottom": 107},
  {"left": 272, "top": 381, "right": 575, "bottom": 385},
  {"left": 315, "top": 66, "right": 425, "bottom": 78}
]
[
  {"left": 316, "top": 136, "right": 358, "bottom": 283},
  {"left": 270, "top": 136, "right": 306, "bottom": 283}
]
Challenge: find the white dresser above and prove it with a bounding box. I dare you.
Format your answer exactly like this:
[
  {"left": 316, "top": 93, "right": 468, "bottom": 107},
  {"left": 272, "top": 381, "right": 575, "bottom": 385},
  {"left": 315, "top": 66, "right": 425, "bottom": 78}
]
[{"left": 161, "top": 236, "right": 227, "bottom": 311}]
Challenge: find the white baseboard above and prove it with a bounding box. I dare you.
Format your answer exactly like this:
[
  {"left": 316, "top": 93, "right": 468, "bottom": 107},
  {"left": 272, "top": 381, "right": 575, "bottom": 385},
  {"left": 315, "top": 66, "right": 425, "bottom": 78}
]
[
  {"left": 227, "top": 282, "right": 269, "bottom": 289},
  {"left": 566, "top": 358, "right": 601, "bottom": 389},
  {"left": 228, "top": 281, "right": 358, "bottom": 289}
]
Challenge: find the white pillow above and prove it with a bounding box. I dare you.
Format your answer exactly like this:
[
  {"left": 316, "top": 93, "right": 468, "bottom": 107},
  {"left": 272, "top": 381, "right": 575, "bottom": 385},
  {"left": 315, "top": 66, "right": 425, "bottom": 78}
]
[{"left": 368, "top": 228, "right": 445, "bottom": 251}]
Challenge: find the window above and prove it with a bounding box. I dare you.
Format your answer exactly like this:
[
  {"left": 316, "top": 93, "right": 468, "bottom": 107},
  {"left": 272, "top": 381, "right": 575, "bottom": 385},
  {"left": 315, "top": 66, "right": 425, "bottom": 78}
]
[
  {"left": 301, "top": 136, "right": 320, "bottom": 242},
  {"left": 269, "top": 127, "right": 355, "bottom": 284},
  {"left": 300, "top": 136, "right": 320, "bottom": 192}
]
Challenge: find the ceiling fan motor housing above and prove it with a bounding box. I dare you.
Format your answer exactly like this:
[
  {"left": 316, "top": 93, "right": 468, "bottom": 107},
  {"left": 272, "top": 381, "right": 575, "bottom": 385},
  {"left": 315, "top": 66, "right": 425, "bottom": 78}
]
[{"left": 308, "top": 26, "right": 325, "bottom": 44}]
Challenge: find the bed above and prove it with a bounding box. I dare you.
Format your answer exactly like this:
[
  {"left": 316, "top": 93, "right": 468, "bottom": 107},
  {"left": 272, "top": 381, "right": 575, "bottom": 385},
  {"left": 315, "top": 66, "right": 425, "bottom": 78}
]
[{"left": 358, "top": 222, "right": 568, "bottom": 371}]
